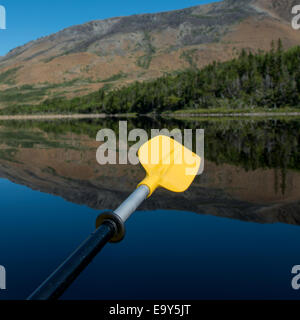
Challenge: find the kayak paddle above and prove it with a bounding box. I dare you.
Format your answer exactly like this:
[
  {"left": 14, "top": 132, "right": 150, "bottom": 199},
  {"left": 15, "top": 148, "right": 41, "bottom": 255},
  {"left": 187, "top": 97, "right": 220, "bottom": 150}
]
[{"left": 27, "top": 135, "right": 201, "bottom": 300}]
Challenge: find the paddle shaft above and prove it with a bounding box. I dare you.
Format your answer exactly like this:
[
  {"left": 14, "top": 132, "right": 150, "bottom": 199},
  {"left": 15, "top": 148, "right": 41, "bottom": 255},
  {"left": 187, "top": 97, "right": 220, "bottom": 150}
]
[
  {"left": 27, "top": 221, "right": 114, "bottom": 300},
  {"left": 27, "top": 185, "right": 149, "bottom": 300},
  {"left": 114, "top": 185, "right": 149, "bottom": 222}
]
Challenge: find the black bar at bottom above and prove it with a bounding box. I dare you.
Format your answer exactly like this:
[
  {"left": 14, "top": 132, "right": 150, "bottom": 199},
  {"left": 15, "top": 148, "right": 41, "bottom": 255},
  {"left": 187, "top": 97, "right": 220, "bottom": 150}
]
[
  {"left": 27, "top": 221, "right": 115, "bottom": 300},
  {"left": 10, "top": 300, "right": 298, "bottom": 318}
]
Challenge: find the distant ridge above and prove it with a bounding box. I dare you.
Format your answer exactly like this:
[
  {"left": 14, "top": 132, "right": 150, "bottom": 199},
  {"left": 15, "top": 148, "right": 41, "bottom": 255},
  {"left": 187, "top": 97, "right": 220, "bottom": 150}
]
[{"left": 0, "top": 0, "right": 299, "bottom": 108}]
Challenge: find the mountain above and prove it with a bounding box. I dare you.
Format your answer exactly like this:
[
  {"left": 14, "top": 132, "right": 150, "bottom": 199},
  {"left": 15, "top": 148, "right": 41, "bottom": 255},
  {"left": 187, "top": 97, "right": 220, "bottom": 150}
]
[{"left": 0, "top": 0, "right": 299, "bottom": 108}]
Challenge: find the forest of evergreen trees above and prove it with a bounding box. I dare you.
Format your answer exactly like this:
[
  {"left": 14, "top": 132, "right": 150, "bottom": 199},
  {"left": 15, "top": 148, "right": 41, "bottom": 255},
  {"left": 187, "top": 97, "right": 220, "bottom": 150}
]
[{"left": 1, "top": 39, "right": 300, "bottom": 115}]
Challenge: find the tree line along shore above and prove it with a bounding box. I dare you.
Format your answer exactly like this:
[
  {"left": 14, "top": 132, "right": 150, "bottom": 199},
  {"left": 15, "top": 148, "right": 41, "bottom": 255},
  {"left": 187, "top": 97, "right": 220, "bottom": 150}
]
[{"left": 1, "top": 39, "right": 300, "bottom": 116}]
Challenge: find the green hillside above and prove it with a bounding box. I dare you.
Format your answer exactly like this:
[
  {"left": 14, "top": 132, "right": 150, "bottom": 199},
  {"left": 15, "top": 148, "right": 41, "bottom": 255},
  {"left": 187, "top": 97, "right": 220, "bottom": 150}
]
[{"left": 1, "top": 40, "right": 300, "bottom": 115}]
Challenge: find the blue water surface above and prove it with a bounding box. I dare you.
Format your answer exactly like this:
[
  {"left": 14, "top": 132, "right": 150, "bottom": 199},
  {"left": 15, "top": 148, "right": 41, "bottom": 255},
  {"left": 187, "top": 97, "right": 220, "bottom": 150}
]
[{"left": 0, "top": 178, "right": 300, "bottom": 300}]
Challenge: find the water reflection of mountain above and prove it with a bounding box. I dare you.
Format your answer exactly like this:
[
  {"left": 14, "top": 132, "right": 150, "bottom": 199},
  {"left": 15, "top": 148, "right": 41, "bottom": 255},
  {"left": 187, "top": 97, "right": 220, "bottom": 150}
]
[
  {"left": 2, "top": 116, "right": 300, "bottom": 171},
  {"left": 0, "top": 117, "right": 299, "bottom": 226}
]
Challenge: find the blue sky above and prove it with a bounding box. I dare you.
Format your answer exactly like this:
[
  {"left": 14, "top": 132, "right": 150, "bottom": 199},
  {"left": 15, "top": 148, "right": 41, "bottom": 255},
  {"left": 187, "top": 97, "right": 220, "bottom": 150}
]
[{"left": 0, "top": 0, "right": 220, "bottom": 56}]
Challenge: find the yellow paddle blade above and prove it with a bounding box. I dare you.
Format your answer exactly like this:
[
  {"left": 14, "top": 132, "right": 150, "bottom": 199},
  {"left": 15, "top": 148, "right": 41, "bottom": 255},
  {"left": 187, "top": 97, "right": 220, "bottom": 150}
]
[{"left": 138, "top": 135, "right": 201, "bottom": 196}]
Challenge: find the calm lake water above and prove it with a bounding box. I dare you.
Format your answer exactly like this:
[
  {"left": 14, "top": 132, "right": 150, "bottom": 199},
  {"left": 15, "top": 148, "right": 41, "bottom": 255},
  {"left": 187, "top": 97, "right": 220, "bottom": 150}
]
[{"left": 0, "top": 116, "right": 300, "bottom": 300}]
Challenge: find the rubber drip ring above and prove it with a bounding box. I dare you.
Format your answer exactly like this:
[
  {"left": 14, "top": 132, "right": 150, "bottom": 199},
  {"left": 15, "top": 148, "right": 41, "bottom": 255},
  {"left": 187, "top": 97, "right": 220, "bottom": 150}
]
[{"left": 96, "top": 211, "right": 126, "bottom": 243}]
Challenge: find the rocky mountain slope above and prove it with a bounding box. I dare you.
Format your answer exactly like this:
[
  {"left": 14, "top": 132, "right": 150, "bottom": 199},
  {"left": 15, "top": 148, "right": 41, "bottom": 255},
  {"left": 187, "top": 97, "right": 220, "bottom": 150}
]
[{"left": 0, "top": 0, "right": 299, "bottom": 108}]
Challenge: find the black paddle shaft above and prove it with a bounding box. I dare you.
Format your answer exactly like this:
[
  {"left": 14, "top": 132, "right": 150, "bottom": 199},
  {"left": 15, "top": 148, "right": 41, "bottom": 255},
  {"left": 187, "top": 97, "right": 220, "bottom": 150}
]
[{"left": 27, "top": 220, "right": 115, "bottom": 300}]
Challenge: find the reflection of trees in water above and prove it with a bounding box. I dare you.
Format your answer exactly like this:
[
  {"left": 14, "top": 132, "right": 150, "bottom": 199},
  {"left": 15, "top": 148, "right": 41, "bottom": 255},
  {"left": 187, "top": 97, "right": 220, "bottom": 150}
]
[
  {"left": 161, "top": 118, "right": 300, "bottom": 170},
  {"left": 164, "top": 117, "right": 300, "bottom": 196},
  {"left": 137, "top": 117, "right": 299, "bottom": 196},
  {"left": 1, "top": 118, "right": 300, "bottom": 193},
  {"left": 274, "top": 167, "right": 287, "bottom": 196}
]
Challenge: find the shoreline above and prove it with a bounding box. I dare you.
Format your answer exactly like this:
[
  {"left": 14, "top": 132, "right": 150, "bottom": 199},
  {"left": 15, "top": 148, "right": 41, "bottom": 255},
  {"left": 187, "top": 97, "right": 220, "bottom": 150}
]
[
  {"left": 0, "top": 114, "right": 109, "bottom": 120},
  {"left": 0, "top": 112, "right": 300, "bottom": 120},
  {"left": 168, "top": 112, "right": 300, "bottom": 117}
]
